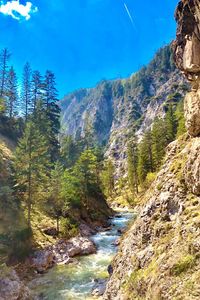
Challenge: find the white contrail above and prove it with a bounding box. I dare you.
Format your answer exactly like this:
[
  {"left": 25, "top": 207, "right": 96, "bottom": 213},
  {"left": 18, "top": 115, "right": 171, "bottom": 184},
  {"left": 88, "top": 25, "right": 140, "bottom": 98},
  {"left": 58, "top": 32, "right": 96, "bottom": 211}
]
[{"left": 124, "top": 3, "right": 134, "bottom": 25}]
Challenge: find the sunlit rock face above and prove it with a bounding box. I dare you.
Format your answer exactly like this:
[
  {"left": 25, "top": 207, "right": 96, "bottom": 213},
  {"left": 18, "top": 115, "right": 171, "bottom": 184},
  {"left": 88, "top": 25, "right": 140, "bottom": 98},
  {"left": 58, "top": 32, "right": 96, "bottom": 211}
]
[
  {"left": 102, "top": 1, "right": 200, "bottom": 300},
  {"left": 174, "top": 0, "right": 200, "bottom": 136}
]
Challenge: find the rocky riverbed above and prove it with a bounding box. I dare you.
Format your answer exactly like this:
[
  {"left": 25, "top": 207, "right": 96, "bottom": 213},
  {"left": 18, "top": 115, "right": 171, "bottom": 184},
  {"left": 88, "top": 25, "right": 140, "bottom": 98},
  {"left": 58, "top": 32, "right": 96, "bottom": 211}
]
[{"left": 28, "top": 211, "right": 134, "bottom": 300}]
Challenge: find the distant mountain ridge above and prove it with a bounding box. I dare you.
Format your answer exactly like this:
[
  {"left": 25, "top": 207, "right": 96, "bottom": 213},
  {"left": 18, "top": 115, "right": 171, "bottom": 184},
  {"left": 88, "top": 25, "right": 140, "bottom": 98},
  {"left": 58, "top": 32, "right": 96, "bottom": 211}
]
[{"left": 60, "top": 45, "right": 188, "bottom": 175}]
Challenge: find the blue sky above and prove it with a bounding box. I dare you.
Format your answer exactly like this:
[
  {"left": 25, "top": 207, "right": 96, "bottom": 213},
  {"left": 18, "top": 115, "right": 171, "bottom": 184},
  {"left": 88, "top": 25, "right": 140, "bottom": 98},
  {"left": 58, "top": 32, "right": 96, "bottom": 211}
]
[{"left": 0, "top": 0, "right": 178, "bottom": 97}]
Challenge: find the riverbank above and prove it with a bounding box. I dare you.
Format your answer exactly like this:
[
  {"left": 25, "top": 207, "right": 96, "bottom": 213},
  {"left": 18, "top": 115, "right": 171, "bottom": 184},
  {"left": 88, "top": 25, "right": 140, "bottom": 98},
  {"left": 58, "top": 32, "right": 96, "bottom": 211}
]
[{"left": 27, "top": 211, "right": 135, "bottom": 299}]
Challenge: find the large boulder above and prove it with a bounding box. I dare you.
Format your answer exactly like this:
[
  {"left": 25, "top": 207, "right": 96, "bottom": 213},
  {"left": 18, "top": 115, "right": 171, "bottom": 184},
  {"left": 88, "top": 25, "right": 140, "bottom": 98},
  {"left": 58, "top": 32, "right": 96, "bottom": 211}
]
[
  {"left": 66, "top": 237, "right": 96, "bottom": 256},
  {"left": 31, "top": 250, "right": 54, "bottom": 273},
  {"left": 92, "top": 279, "right": 107, "bottom": 297},
  {"left": 0, "top": 267, "right": 32, "bottom": 300}
]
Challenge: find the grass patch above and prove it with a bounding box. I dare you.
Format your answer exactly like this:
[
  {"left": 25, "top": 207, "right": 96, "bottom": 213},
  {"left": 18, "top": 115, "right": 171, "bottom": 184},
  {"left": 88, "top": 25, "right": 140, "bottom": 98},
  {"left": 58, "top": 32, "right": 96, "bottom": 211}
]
[{"left": 171, "top": 255, "right": 196, "bottom": 276}]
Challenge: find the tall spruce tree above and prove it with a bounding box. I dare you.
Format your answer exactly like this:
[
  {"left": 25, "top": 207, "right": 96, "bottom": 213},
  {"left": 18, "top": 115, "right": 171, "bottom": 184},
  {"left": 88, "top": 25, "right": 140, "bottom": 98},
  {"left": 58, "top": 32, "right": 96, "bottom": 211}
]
[
  {"left": 137, "top": 130, "right": 154, "bottom": 184},
  {"left": 46, "top": 162, "right": 64, "bottom": 233},
  {"left": 7, "top": 66, "right": 18, "bottom": 118},
  {"left": 152, "top": 117, "right": 167, "bottom": 170},
  {"left": 101, "top": 159, "right": 115, "bottom": 198},
  {"left": 14, "top": 121, "right": 50, "bottom": 227},
  {"left": 0, "top": 48, "right": 11, "bottom": 97},
  {"left": 83, "top": 112, "right": 95, "bottom": 149},
  {"left": 73, "top": 149, "right": 99, "bottom": 207},
  {"left": 44, "top": 70, "right": 60, "bottom": 161},
  {"left": 31, "top": 70, "right": 43, "bottom": 111},
  {"left": 127, "top": 137, "right": 139, "bottom": 194},
  {"left": 165, "top": 104, "right": 177, "bottom": 143},
  {"left": 22, "top": 62, "right": 32, "bottom": 120}
]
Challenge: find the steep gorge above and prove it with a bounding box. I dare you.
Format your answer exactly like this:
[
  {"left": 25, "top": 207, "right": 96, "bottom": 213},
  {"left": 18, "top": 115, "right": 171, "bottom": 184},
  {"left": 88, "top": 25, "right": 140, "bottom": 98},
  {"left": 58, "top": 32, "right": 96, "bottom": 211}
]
[
  {"left": 103, "top": 1, "right": 200, "bottom": 299},
  {"left": 60, "top": 46, "right": 188, "bottom": 176}
]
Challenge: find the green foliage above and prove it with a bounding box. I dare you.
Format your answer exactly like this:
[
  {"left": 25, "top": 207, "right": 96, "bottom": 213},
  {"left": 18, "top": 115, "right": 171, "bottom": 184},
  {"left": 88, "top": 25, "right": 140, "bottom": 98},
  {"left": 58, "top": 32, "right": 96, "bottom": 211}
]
[
  {"left": 137, "top": 130, "right": 154, "bottom": 184},
  {"left": 101, "top": 159, "right": 115, "bottom": 198},
  {"left": 45, "top": 162, "right": 65, "bottom": 232},
  {"left": 61, "top": 135, "right": 81, "bottom": 168},
  {"left": 61, "top": 169, "right": 81, "bottom": 209},
  {"left": 175, "top": 100, "right": 186, "bottom": 137},
  {"left": 151, "top": 117, "right": 167, "bottom": 169},
  {"left": 165, "top": 104, "right": 177, "bottom": 143},
  {"left": 171, "top": 255, "right": 196, "bottom": 276},
  {"left": 127, "top": 137, "right": 138, "bottom": 194},
  {"left": 61, "top": 217, "right": 79, "bottom": 238},
  {"left": 13, "top": 120, "right": 51, "bottom": 226}
]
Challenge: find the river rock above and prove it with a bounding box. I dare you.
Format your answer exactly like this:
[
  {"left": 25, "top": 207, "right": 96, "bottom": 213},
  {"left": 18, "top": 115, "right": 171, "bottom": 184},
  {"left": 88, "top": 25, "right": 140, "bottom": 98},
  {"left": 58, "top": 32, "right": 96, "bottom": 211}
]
[
  {"left": 112, "top": 238, "right": 120, "bottom": 246},
  {"left": 79, "top": 223, "right": 96, "bottom": 236},
  {"left": 0, "top": 268, "right": 32, "bottom": 300},
  {"left": 117, "top": 228, "right": 126, "bottom": 234},
  {"left": 31, "top": 250, "right": 55, "bottom": 273},
  {"left": 92, "top": 279, "right": 107, "bottom": 296},
  {"left": 66, "top": 236, "right": 96, "bottom": 256}
]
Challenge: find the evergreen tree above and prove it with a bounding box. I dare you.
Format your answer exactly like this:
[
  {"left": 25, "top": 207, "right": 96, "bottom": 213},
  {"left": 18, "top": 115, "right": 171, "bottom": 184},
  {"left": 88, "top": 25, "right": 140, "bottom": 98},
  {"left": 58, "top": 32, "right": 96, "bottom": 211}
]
[
  {"left": 151, "top": 117, "right": 167, "bottom": 169},
  {"left": 61, "top": 135, "right": 81, "bottom": 168},
  {"left": 127, "top": 137, "right": 138, "bottom": 194},
  {"left": 22, "top": 62, "right": 32, "bottom": 120},
  {"left": 44, "top": 70, "right": 60, "bottom": 161},
  {"left": 46, "top": 162, "right": 65, "bottom": 233},
  {"left": 175, "top": 100, "right": 186, "bottom": 137},
  {"left": 74, "top": 149, "right": 99, "bottom": 207},
  {"left": 31, "top": 70, "right": 43, "bottom": 111},
  {"left": 165, "top": 104, "right": 177, "bottom": 143},
  {"left": 7, "top": 66, "right": 18, "bottom": 118},
  {"left": 137, "top": 130, "right": 154, "bottom": 184},
  {"left": 101, "top": 159, "right": 115, "bottom": 198},
  {"left": 83, "top": 111, "right": 95, "bottom": 149},
  {"left": 0, "top": 48, "right": 11, "bottom": 97},
  {"left": 13, "top": 121, "right": 50, "bottom": 227}
]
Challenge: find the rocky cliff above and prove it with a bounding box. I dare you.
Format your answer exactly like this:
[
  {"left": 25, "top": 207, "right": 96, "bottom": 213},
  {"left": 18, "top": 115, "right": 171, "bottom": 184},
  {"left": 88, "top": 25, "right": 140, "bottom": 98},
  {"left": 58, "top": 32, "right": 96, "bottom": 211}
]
[
  {"left": 60, "top": 46, "right": 188, "bottom": 176},
  {"left": 103, "top": 1, "right": 200, "bottom": 299}
]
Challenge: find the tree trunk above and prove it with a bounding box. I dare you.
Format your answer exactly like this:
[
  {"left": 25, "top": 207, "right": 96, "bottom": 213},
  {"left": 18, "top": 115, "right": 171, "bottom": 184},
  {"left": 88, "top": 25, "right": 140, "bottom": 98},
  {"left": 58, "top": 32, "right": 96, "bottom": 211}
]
[{"left": 56, "top": 216, "right": 59, "bottom": 234}]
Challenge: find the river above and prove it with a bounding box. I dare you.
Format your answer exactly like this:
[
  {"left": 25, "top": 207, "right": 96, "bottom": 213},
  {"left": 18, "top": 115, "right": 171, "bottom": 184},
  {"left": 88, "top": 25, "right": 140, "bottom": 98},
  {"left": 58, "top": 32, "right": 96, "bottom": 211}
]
[{"left": 29, "top": 211, "right": 134, "bottom": 300}]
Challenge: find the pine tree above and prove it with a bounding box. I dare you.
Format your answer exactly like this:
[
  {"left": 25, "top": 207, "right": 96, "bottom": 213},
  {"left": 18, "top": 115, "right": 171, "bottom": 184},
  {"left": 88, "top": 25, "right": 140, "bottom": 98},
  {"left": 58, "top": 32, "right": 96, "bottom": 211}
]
[
  {"left": 83, "top": 112, "right": 95, "bottom": 149},
  {"left": 151, "top": 117, "right": 167, "bottom": 169},
  {"left": 46, "top": 162, "right": 64, "bottom": 233},
  {"left": 127, "top": 137, "right": 138, "bottom": 194},
  {"left": 74, "top": 149, "right": 99, "bottom": 207},
  {"left": 175, "top": 100, "right": 186, "bottom": 137},
  {"left": 61, "top": 135, "right": 80, "bottom": 168},
  {"left": 14, "top": 121, "right": 50, "bottom": 227},
  {"left": 22, "top": 62, "right": 32, "bottom": 120},
  {"left": 7, "top": 66, "right": 18, "bottom": 118},
  {"left": 165, "top": 104, "right": 177, "bottom": 143},
  {"left": 44, "top": 70, "right": 60, "bottom": 161},
  {"left": 137, "top": 130, "right": 154, "bottom": 184},
  {"left": 101, "top": 159, "right": 115, "bottom": 198},
  {"left": 31, "top": 70, "right": 43, "bottom": 111},
  {"left": 0, "top": 48, "right": 11, "bottom": 97}
]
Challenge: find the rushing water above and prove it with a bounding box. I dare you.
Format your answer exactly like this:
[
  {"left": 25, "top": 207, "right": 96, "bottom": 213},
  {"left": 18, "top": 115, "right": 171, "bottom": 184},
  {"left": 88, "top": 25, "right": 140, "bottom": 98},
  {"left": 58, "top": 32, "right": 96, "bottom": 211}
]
[{"left": 29, "top": 211, "right": 134, "bottom": 300}]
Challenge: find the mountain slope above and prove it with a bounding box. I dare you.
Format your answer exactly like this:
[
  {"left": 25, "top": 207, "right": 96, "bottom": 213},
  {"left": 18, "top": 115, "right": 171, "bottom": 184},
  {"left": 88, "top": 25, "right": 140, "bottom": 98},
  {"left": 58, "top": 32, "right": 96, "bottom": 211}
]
[
  {"left": 103, "top": 1, "right": 200, "bottom": 299},
  {"left": 60, "top": 46, "right": 188, "bottom": 175}
]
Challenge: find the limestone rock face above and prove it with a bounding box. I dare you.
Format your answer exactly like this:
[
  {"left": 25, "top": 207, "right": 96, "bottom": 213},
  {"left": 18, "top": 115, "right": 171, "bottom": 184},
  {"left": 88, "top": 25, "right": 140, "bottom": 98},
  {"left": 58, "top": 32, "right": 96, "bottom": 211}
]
[
  {"left": 184, "top": 138, "right": 200, "bottom": 195},
  {"left": 184, "top": 90, "right": 200, "bottom": 136},
  {"left": 103, "top": 136, "right": 200, "bottom": 299},
  {"left": 174, "top": 0, "right": 200, "bottom": 136}
]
